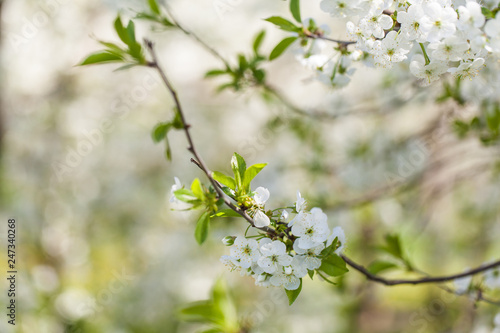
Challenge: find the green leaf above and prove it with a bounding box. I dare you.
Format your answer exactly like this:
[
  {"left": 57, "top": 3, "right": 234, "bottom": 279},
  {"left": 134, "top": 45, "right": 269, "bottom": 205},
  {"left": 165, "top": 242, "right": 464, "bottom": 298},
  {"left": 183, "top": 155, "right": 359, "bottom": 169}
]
[
  {"left": 481, "top": 7, "right": 495, "bottom": 19},
  {"left": 114, "top": 15, "right": 131, "bottom": 45},
  {"left": 211, "top": 279, "right": 239, "bottom": 330},
  {"left": 243, "top": 163, "right": 267, "bottom": 192},
  {"left": 320, "top": 254, "right": 349, "bottom": 277},
  {"left": 486, "top": 105, "right": 500, "bottom": 131},
  {"left": 453, "top": 120, "right": 469, "bottom": 138},
  {"left": 264, "top": 16, "right": 300, "bottom": 32},
  {"left": 253, "top": 30, "right": 266, "bottom": 53},
  {"left": 212, "top": 171, "right": 237, "bottom": 190},
  {"left": 231, "top": 153, "right": 246, "bottom": 192},
  {"left": 308, "top": 270, "right": 314, "bottom": 279},
  {"left": 205, "top": 69, "right": 228, "bottom": 77},
  {"left": 368, "top": 260, "right": 398, "bottom": 275},
  {"left": 195, "top": 212, "right": 210, "bottom": 245},
  {"left": 191, "top": 178, "right": 205, "bottom": 200},
  {"left": 151, "top": 122, "right": 171, "bottom": 143},
  {"left": 380, "top": 234, "right": 403, "bottom": 260},
  {"left": 221, "top": 186, "right": 236, "bottom": 199},
  {"left": 126, "top": 20, "right": 144, "bottom": 62},
  {"left": 285, "top": 279, "right": 302, "bottom": 305},
  {"left": 165, "top": 137, "right": 172, "bottom": 161},
  {"left": 211, "top": 209, "right": 241, "bottom": 218},
  {"left": 98, "top": 41, "right": 125, "bottom": 54},
  {"left": 78, "top": 52, "right": 123, "bottom": 66},
  {"left": 178, "top": 301, "right": 220, "bottom": 324},
  {"left": 113, "top": 64, "right": 138, "bottom": 72},
  {"left": 269, "top": 37, "right": 298, "bottom": 60},
  {"left": 172, "top": 109, "right": 184, "bottom": 129},
  {"left": 174, "top": 189, "right": 198, "bottom": 203},
  {"left": 290, "top": 0, "right": 302, "bottom": 23},
  {"left": 148, "top": 0, "right": 161, "bottom": 15},
  {"left": 126, "top": 20, "right": 137, "bottom": 46}
]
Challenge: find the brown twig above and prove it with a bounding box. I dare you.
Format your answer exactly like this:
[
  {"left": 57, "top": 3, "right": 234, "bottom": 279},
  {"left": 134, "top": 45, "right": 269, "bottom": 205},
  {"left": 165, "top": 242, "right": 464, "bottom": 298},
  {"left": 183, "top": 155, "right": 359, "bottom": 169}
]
[
  {"left": 342, "top": 255, "right": 500, "bottom": 286},
  {"left": 145, "top": 39, "right": 275, "bottom": 236}
]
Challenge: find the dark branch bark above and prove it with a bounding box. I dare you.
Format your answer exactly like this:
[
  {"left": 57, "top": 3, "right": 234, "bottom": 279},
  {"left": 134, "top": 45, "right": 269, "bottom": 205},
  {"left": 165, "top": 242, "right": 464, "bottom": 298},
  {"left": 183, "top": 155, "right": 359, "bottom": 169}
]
[{"left": 342, "top": 255, "right": 500, "bottom": 286}]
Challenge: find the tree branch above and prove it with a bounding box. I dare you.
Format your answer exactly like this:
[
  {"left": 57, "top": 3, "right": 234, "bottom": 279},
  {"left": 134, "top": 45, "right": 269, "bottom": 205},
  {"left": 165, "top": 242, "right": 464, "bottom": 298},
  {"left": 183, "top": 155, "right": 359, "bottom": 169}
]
[
  {"left": 144, "top": 39, "right": 276, "bottom": 236},
  {"left": 342, "top": 254, "right": 500, "bottom": 286}
]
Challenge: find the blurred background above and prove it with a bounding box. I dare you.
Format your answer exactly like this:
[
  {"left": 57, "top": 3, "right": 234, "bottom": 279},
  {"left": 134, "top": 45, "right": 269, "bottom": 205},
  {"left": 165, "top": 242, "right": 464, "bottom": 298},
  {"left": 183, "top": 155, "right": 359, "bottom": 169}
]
[{"left": 1, "top": 0, "right": 500, "bottom": 332}]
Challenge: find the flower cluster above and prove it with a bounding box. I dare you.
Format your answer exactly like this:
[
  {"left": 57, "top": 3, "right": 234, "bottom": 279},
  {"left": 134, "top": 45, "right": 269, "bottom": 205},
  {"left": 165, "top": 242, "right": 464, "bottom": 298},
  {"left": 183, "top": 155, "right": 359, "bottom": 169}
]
[
  {"left": 220, "top": 190, "right": 346, "bottom": 290},
  {"left": 292, "top": 0, "right": 500, "bottom": 86}
]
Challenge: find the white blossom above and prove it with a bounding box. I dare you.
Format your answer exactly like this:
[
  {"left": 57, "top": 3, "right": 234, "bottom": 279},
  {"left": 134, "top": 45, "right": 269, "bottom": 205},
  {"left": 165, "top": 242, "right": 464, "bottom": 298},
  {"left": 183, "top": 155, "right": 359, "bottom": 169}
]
[
  {"left": 447, "top": 58, "right": 485, "bottom": 79},
  {"left": 258, "top": 240, "right": 293, "bottom": 273},
  {"left": 292, "top": 208, "right": 330, "bottom": 249},
  {"left": 294, "top": 242, "right": 324, "bottom": 270},
  {"left": 230, "top": 237, "right": 260, "bottom": 268},
  {"left": 410, "top": 54, "right": 448, "bottom": 85}
]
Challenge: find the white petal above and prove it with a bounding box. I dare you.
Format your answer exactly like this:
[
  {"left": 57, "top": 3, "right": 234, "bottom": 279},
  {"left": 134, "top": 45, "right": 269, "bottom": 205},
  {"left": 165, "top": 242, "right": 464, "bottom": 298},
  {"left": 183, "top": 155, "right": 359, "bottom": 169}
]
[
  {"left": 254, "top": 187, "right": 270, "bottom": 205},
  {"left": 254, "top": 210, "right": 270, "bottom": 227}
]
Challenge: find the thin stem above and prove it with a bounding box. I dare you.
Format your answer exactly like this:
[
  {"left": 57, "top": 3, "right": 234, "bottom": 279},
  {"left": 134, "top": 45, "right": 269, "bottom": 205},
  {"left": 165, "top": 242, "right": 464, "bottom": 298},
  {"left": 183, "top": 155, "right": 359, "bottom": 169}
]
[
  {"left": 419, "top": 43, "right": 431, "bottom": 65},
  {"left": 342, "top": 255, "right": 500, "bottom": 286},
  {"left": 165, "top": 7, "right": 231, "bottom": 69},
  {"left": 144, "top": 39, "right": 276, "bottom": 236}
]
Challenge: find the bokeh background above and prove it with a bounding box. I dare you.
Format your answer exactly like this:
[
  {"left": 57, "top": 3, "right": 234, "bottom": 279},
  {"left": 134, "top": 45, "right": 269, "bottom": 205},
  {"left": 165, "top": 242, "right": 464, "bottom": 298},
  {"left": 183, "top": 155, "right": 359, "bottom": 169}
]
[{"left": 1, "top": 0, "right": 500, "bottom": 332}]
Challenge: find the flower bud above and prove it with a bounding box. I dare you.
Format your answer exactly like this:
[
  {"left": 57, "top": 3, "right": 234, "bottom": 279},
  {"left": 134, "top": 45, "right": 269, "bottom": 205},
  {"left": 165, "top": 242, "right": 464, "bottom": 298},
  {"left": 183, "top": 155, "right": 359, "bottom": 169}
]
[
  {"left": 221, "top": 236, "right": 236, "bottom": 246},
  {"left": 284, "top": 266, "right": 293, "bottom": 275}
]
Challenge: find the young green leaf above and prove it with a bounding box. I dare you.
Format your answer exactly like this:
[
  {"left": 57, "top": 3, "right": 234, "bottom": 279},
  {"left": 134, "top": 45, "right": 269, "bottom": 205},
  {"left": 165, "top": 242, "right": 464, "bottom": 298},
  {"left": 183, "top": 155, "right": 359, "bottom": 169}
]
[
  {"left": 212, "top": 171, "right": 237, "bottom": 190},
  {"left": 231, "top": 153, "right": 246, "bottom": 191},
  {"left": 191, "top": 178, "right": 205, "bottom": 200},
  {"left": 243, "top": 163, "right": 267, "bottom": 192},
  {"left": 126, "top": 20, "right": 137, "bottom": 45},
  {"left": 151, "top": 122, "right": 171, "bottom": 143},
  {"left": 114, "top": 15, "right": 131, "bottom": 45},
  {"left": 98, "top": 41, "right": 125, "bottom": 54},
  {"left": 264, "top": 16, "right": 300, "bottom": 32},
  {"left": 211, "top": 209, "right": 241, "bottom": 218},
  {"left": 148, "top": 0, "right": 161, "bottom": 15},
  {"left": 380, "top": 234, "right": 403, "bottom": 260},
  {"left": 211, "top": 279, "right": 239, "bottom": 331},
  {"left": 285, "top": 279, "right": 302, "bottom": 305},
  {"left": 165, "top": 137, "right": 172, "bottom": 161},
  {"left": 178, "top": 300, "right": 221, "bottom": 324},
  {"left": 78, "top": 52, "right": 123, "bottom": 66},
  {"left": 195, "top": 212, "right": 211, "bottom": 245},
  {"left": 368, "top": 260, "right": 398, "bottom": 275},
  {"left": 253, "top": 30, "right": 266, "bottom": 54},
  {"left": 205, "top": 69, "right": 228, "bottom": 77},
  {"left": 290, "top": 0, "right": 302, "bottom": 23},
  {"left": 319, "top": 254, "right": 349, "bottom": 277},
  {"left": 269, "top": 37, "right": 298, "bottom": 60},
  {"left": 174, "top": 189, "right": 199, "bottom": 203}
]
